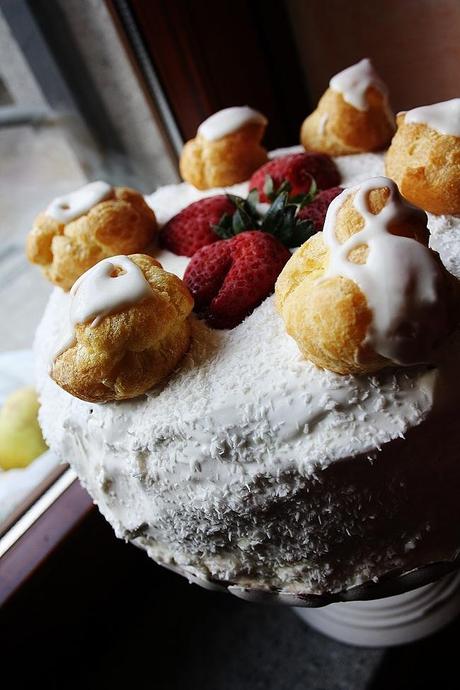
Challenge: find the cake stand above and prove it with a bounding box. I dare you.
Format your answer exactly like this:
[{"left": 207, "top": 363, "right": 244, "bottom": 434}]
[
  {"left": 158, "top": 555, "right": 460, "bottom": 647},
  {"left": 294, "top": 571, "right": 460, "bottom": 647}
]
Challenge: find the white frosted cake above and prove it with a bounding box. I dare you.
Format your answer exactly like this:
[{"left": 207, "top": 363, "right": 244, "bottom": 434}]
[{"left": 34, "top": 149, "right": 460, "bottom": 598}]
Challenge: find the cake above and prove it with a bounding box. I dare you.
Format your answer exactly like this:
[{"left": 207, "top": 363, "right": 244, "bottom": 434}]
[{"left": 30, "top": 66, "right": 460, "bottom": 603}]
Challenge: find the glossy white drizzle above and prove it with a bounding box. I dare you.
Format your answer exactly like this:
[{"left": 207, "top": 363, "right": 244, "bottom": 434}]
[
  {"left": 329, "top": 58, "right": 387, "bottom": 111},
  {"left": 53, "top": 256, "right": 153, "bottom": 361},
  {"left": 323, "top": 177, "right": 446, "bottom": 365},
  {"left": 46, "top": 181, "right": 112, "bottom": 223},
  {"left": 198, "top": 106, "right": 267, "bottom": 141},
  {"left": 404, "top": 99, "right": 460, "bottom": 137}
]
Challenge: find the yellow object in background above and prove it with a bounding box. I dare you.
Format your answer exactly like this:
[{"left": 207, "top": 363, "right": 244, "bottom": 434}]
[{"left": 0, "top": 386, "right": 48, "bottom": 470}]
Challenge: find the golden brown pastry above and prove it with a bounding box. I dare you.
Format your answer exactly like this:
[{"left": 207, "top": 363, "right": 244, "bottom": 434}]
[
  {"left": 51, "top": 254, "right": 193, "bottom": 402},
  {"left": 276, "top": 177, "right": 457, "bottom": 375},
  {"left": 27, "top": 182, "right": 158, "bottom": 291},
  {"left": 300, "top": 59, "right": 395, "bottom": 156},
  {"left": 180, "top": 106, "right": 268, "bottom": 189},
  {"left": 385, "top": 99, "right": 460, "bottom": 215}
]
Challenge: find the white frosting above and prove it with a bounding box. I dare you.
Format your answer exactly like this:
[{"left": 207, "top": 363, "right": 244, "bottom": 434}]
[
  {"left": 428, "top": 212, "right": 460, "bottom": 278},
  {"left": 330, "top": 58, "right": 387, "bottom": 111},
  {"left": 323, "top": 177, "right": 446, "bottom": 365},
  {"left": 45, "top": 181, "right": 112, "bottom": 223},
  {"left": 35, "top": 151, "right": 460, "bottom": 594},
  {"left": 54, "top": 256, "right": 153, "bottom": 359},
  {"left": 197, "top": 106, "right": 267, "bottom": 141},
  {"left": 404, "top": 99, "right": 460, "bottom": 137},
  {"left": 255, "top": 202, "right": 270, "bottom": 217},
  {"left": 153, "top": 248, "right": 189, "bottom": 279}
]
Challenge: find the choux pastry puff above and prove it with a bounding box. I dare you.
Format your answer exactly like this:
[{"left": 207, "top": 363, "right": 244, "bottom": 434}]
[
  {"left": 385, "top": 99, "right": 460, "bottom": 215},
  {"left": 276, "top": 177, "right": 458, "bottom": 375},
  {"left": 51, "top": 254, "right": 193, "bottom": 402},
  {"left": 300, "top": 58, "right": 395, "bottom": 156},
  {"left": 27, "top": 181, "right": 158, "bottom": 291},
  {"left": 180, "top": 106, "right": 268, "bottom": 189}
]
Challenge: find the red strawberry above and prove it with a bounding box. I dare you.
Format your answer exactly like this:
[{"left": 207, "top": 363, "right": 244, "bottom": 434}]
[
  {"left": 184, "top": 230, "right": 291, "bottom": 329},
  {"left": 249, "top": 153, "right": 341, "bottom": 202},
  {"left": 297, "top": 187, "right": 343, "bottom": 232},
  {"left": 160, "top": 195, "right": 236, "bottom": 256}
]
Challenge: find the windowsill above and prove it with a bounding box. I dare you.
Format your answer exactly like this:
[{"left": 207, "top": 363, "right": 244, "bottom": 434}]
[{"left": 0, "top": 472, "right": 93, "bottom": 606}]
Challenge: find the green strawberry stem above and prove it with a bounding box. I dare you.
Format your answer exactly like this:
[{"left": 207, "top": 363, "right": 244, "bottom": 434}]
[{"left": 213, "top": 178, "right": 317, "bottom": 249}]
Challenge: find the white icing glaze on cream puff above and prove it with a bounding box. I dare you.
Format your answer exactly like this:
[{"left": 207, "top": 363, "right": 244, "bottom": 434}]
[
  {"left": 54, "top": 256, "right": 153, "bottom": 360},
  {"left": 404, "top": 99, "right": 460, "bottom": 137},
  {"left": 45, "top": 181, "right": 112, "bottom": 223},
  {"left": 323, "top": 177, "right": 446, "bottom": 365},
  {"left": 330, "top": 58, "right": 387, "bottom": 111},
  {"left": 198, "top": 106, "right": 267, "bottom": 141}
]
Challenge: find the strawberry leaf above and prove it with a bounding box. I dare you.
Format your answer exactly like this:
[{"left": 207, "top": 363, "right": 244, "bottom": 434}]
[
  {"left": 289, "top": 219, "right": 316, "bottom": 246},
  {"left": 294, "top": 177, "right": 318, "bottom": 208},
  {"left": 213, "top": 213, "right": 235, "bottom": 239},
  {"left": 214, "top": 195, "right": 258, "bottom": 237},
  {"left": 263, "top": 175, "right": 293, "bottom": 202},
  {"left": 260, "top": 192, "right": 315, "bottom": 248},
  {"left": 213, "top": 182, "right": 319, "bottom": 248},
  {"left": 229, "top": 196, "right": 257, "bottom": 234}
]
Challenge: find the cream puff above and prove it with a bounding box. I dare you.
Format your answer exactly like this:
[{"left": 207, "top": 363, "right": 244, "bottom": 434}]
[
  {"left": 385, "top": 99, "right": 460, "bottom": 215},
  {"left": 300, "top": 58, "right": 395, "bottom": 156},
  {"left": 179, "top": 106, "right": 268, "bottom": 189},
  {"left": 276, "top": 177, "right": 457, "bottom": 375},
  {"left": 51, "top": 254, "right": 193, "bottom": 402},
  {"left": 27, "top": 182, "right": 158, "bottom": 291}
]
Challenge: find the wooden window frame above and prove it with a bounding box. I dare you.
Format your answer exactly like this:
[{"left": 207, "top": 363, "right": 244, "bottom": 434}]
[
  {"left": 108, "top": 0, "right": 311, "bottom": 150},
  {"left": 0, "top": 472, "right": 93, "bottom": 606}
]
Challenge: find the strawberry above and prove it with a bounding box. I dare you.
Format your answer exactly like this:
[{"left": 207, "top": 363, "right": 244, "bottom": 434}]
[
  {"left": 215, "top": 192, "right": 316, "bottom": 248},
  {"left": 184, "top": 231, "right": 291, "bottom": 329},
  {"left": 297, "top": 186, "right": 343, "bottom": 232},
  {"left": 249, "top": 152, "right": 341, "bottom": 202},
  {"left": 160, "top": 195, "right": 236, "bottom": 256}
]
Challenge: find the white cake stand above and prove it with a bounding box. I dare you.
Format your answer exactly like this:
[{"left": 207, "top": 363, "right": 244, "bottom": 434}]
[
  {"left": 157, "top": 555, "right": 460, "bottom": 646},
  {"left": 294, "top": 570, "right": 460, "bottom": 647}
]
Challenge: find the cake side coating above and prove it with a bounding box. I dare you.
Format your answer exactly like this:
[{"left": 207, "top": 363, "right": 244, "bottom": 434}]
[{"left": 35, "top": 151, "right": 460, "bottom": 595}]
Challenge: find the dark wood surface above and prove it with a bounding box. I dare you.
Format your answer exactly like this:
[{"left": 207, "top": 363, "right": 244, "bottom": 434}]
[
  {"left": 0, "top": 464, "right": 68, "bottom": 541},
  {"left": 0, "top": 478, "right": 93, "bottom": 606},
  {"left": 120, "top": 0, "right": 310, "bottom": 149}
]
